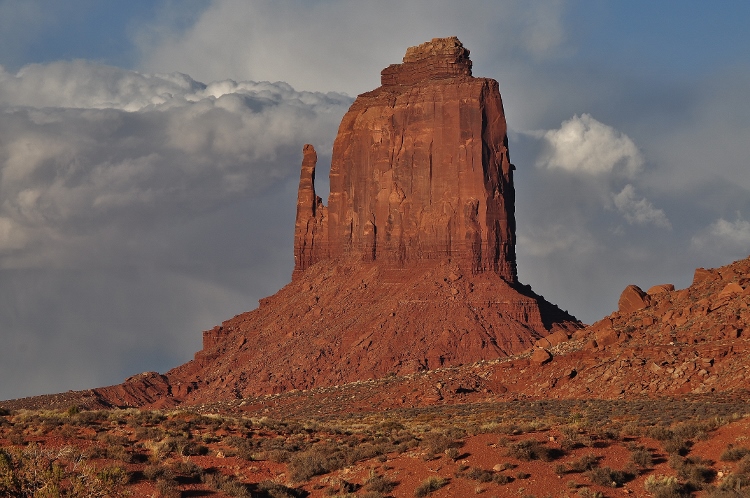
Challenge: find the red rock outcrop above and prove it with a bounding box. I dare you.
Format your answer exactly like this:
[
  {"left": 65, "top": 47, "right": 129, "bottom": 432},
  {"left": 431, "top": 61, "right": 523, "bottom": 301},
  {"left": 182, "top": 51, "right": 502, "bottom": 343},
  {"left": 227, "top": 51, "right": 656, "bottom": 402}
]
[
  {"left": 5, "top": 254, "right": 750, "bottom": 412},
  {"left": 618, "top": 284, "right": 651, "bottom": 314},
  {"left": 293, "top": 144, "right": 328, "bottom": 277},
  {"left": 295, "top": 36, "right": 517, "bottom": 280},
  {"left": 149, "top": 37, "right": 578, "bottom": 405}
]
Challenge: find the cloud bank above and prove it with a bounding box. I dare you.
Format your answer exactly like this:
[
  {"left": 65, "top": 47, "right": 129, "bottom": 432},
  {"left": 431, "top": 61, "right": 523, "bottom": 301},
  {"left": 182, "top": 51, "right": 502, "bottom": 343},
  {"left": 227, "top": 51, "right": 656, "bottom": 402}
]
[
  {"left": 0, "top": 60, "right": 350, "bottom": 267},
  {"left": 0, "top": 60, "right": 351, "bottom": 399}
]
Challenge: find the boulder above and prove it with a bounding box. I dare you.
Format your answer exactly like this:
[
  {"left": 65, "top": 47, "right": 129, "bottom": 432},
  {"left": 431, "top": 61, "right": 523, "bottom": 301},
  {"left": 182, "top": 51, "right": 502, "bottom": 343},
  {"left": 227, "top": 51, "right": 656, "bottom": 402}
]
[
  {"left": 545, "top": 329, "right": 570, "bottom": 347},
  {"left": 594, "top": 328, "right": 619, "bottom": 348},
  {"left": 618, "top": 285, "right": 651, "bottom": 314},
  {"left": 531, "top": 348, "right": 552, "bottom": 365},
  {"left": 692, "top": 268, "right": 715, "bottom": 285},
  {"left": 718, "top": 282, "right": 743, "bottom": 298},
  {"left": 647, "top": 284, "right": 675, "bottom": 295}
]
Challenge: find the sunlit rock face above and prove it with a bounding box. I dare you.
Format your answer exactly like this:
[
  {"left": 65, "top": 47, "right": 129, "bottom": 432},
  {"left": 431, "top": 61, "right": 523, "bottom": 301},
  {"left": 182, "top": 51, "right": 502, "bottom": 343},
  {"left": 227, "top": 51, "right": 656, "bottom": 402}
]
[{"left": 295, "top": 37, "right": 517, "bottom": 282}]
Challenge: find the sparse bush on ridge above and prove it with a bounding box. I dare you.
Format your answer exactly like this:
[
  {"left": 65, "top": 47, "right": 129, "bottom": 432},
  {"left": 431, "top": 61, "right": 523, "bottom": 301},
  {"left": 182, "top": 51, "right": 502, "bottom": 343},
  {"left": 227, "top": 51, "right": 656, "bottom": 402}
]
[
  {"left": 414, "top": 476, "right": 448, "bottom": 497},
  {"left": 720, "top": 444, "right": 750, "bottom": 461},
  {"left": 586, "top": 466, "right": 633, "bottom": 487},
  {"left": 644, "top": 474, "right": 690, "bottom": 498},
  {"left": 505, "top": 438, "right": 562, "bottom": 461}
]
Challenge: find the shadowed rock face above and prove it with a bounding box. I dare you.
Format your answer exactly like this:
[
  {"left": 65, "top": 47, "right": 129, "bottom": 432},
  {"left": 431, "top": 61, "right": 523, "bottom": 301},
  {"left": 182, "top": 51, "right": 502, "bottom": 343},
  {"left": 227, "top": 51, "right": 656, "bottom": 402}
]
[{"left": 295, "top": 37, "right": 516, "bottom": 281}]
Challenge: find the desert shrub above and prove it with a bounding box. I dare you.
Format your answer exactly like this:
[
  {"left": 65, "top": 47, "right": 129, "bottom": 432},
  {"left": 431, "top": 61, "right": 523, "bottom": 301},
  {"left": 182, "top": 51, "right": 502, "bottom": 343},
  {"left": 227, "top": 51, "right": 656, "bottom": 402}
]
[
  {"left": 56, "top": 423, "right": 78, "bottom": 439},
  {"left": 647, "top": 426, "right": 674, "bottom": 441},
  {"left": 366, "top": 474, "right": 398, "bottom": 493},
  {"left": 444, "top": 447, "right": 459, "bottom": 460},
  {"left": 72, "top": 409, "right": 109, "bottom": 426},
  {"left": 101, "top": 443, "right": 133, "bottom": 463},
  {"left": 672, "top": 420, "right": 710, "bottom": 441},
  {"left": 422, "top": 432, "right": 457, "bottom": 454},
  {"left": 629, "top": 444, "right": 653, "bottom": 469},
  {"left": 155, "top": 478, "right": 181, "bottom": 498},
  {"left": 586, "top": 466, "right": 633, "bottom": 487},
  {"left": 135, "top": 426, "right": 165, "bottom": 440},
  {"left": 129, "top": 410, "right": 166, "bottom": 427},
  {"left": 345, "top": 442, "right": 388, "bottom": 464},
  {"left": 559, "top": 428, "right": 596, "bottom": 451},
  {"left": 143, "top": 463, "right": 175, "bottom": 482},
  {"left": 670, "top": 455, "right": 716, "bottom": 489},
  {"left": 171, "top": 459, "right": 204, "bottom": 482},
  {"left": 493, "top": 473, "right": 511, "bottom": 485},
  {"left": 720, "top": 444, "right": 750, "bottom": 462},
  {"left": 96, "top": 465, "right": 130, "bottom": 487},
  {"left": 257, "top": 480, "right": 307, "bottom": 498},
  {"left": 289, "top": 449, "right": 343, "bottom": 482},
  {"left": 414, "top": 476, "right": 448, "bottom": 497},
  {"left": 98, "top": 432, "right": 130, "bottom": 447},
  {"left": 577, "top": 488, "right": 604, "bottom": 498},
  {"left": 644, "top": 474, "right": 690, "bottom": 498},
  {"left": 180, "top": 440, "right": 209, "bottom": 456},
  {"left": 465, "top": 467, "right": 494, "bottom": 483},
  {"left": 569, "top": 453, "right": 599, "bottom": 473},
  {"left": 7, "top": 430, "right": 25, "bottom": 445},
  {"left": 0, "top": 407, "right": 10, "bottom": 416},
  {"left": 203, "top": 472, "right": 251, "bottom": 498},
  {"left": 515, "top": 471, "right": 531, "bottom": 479},
  {"left": 506, "top": 438, "right": 561, "bottom": 461},
  {"left": 663, "top": 437, "right": 691, "bottom": 456},
  {"left": 709, "top": 472, "right": 750, "bottom": 496},
  {"left": 0, "top": 444, "right": 131, "bottom": 497},
  {"left": 737, "top": 455, "right": 750, "bottom": 474},
  {"left": 226, "top": 435, "right": 258, "bottom": 460}
]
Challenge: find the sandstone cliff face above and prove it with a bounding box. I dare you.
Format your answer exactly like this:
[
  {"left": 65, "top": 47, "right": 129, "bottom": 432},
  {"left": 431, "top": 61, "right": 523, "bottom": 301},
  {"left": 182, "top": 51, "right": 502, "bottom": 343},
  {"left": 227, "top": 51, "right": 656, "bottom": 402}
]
[{"left": 295, "top": 37, "right": 516, "bottom": 281}]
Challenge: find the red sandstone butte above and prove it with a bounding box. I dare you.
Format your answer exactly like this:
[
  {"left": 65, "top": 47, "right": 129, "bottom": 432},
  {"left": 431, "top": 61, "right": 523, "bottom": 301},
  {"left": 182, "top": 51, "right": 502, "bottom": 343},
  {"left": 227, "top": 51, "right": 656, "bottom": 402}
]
[
  {"left": 3, "top": 38, "right": 583, "bottom": 409},
  {"left": 146, "top": 37, "right": 578, "bottom": 404},
  {"left": 295, "top": 37, "right": 516, "bottom": 280}
]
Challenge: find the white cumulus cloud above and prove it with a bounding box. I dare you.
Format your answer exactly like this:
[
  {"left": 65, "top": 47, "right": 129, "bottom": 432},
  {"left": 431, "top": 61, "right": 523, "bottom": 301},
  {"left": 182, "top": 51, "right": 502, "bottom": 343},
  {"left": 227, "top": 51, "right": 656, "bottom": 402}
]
[
  {"left": 535, "top": 113, "right": 644, "bottom": 177},
  {"left": 613, "top": 184, "right": 671, "bottom": 229}
]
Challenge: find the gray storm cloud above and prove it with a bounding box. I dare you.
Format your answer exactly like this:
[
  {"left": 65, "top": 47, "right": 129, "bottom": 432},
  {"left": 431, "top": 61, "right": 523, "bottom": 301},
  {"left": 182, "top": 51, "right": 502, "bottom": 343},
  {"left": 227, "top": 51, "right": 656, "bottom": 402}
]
[
  {"left": 0, "top": 60, "right": 351, "bottom": 399},
  {"left": 0, "top": 61, "right": 350, "bottom": 267}
]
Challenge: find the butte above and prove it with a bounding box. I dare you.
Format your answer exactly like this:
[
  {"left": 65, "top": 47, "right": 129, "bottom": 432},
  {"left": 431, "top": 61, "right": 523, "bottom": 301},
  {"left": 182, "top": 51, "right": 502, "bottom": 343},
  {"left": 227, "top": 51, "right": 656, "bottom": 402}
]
[{"left": 66, "top": 37, "right": 583, "bottom": 408}]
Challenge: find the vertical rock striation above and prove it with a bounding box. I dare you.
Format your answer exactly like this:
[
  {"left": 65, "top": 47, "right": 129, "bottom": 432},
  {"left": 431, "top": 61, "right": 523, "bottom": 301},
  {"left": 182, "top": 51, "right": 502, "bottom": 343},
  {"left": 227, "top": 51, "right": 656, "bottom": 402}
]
[{"left": 295, "top": 37, "right": 517, "bottom": 281}]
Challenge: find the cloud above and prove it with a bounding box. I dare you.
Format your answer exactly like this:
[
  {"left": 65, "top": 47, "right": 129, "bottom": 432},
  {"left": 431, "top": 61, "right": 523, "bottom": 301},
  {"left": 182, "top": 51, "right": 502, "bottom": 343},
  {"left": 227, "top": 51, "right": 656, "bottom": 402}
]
[
  {"left": 534, "top": 113, "right": 644, "bottom": 177},
  {"left": 135, "top": 0, "right": 569, "bottom": 95},
  {"left": 0, "top": 60, "right": 351, "bottom": 268},
  {"left": 613, "top": 184, "right": 671, "bottom": 228},
  {"left": 692, "top": 217, "right": 750, "bottom": 257},
  {"left": 0, "top": 60, "right": 351, "bottom": 399}
]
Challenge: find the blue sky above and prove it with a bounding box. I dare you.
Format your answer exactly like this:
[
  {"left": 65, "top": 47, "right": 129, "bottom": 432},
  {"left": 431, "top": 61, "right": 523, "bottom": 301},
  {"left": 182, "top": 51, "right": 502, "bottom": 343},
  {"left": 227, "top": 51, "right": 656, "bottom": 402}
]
[{"left": 1, "top": 0, "right": 749, "bottom": 400}]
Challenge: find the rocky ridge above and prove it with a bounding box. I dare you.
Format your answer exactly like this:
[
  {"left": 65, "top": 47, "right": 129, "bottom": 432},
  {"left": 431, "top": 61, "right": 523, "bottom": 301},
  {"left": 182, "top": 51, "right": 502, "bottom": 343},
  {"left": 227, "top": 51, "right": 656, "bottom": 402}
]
[{"left": 2, "top": 254, "right": 749, "bottom": 414}]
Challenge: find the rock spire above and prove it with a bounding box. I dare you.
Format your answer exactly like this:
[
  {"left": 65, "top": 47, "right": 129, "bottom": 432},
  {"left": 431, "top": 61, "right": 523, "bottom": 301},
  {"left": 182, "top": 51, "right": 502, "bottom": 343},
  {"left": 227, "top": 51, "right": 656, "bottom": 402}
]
[{"left": 294, "top": 37, "right": 517, "bottom": 281}]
